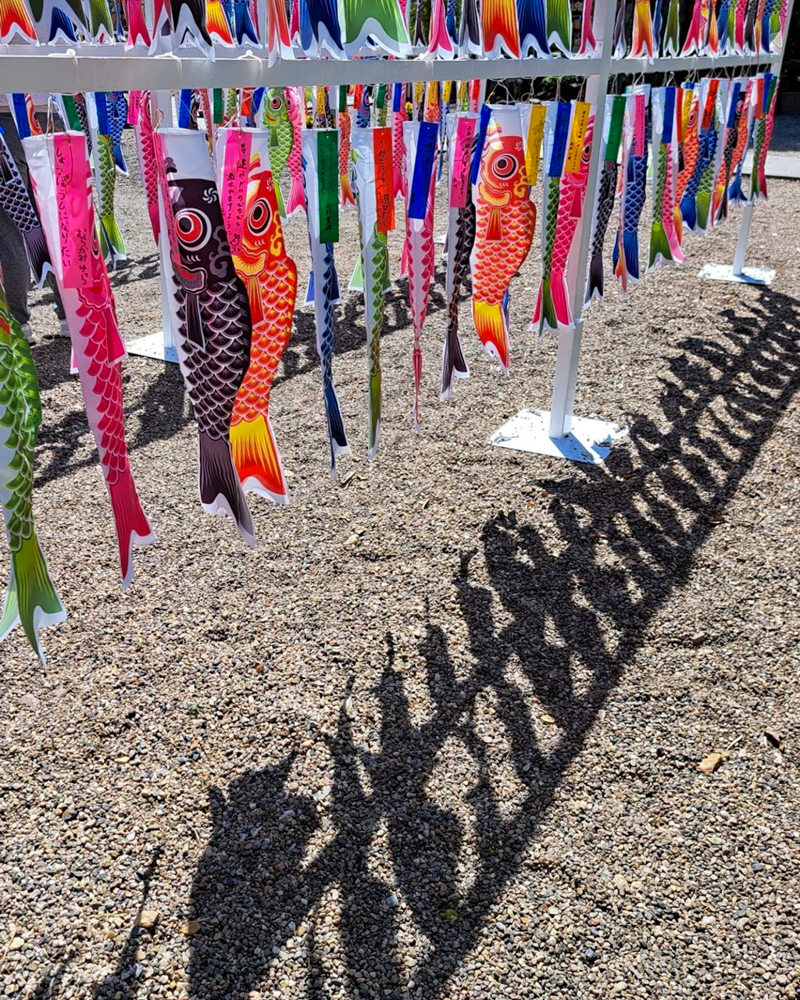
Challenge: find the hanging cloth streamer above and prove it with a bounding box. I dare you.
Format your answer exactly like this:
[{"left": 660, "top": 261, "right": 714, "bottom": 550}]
[{"left": 408, "top": 121, "right": 438, "bottom": 219}]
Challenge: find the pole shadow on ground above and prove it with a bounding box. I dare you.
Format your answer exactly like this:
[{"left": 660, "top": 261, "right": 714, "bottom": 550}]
[{"left": 174, "top": 289, "right": 800, "bottom": 999}]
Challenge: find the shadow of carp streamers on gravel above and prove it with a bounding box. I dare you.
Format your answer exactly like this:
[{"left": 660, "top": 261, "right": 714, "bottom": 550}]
[{"left": 181, "top": 290, "right": 800, "bottom": 1000}]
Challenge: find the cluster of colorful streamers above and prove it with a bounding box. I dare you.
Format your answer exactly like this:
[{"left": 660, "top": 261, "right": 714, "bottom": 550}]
[
  {"left": 263, "top": 88, "right": 295, "bottom": 217},
  {"left": 0, "top": 272, "right": 66, "bottom": 662},
  {"left": 532, "top": 100, "right": 593, "bottom": 336},
  {"left": 713, "top": 79, "right": 750, "bottom": 224},
  {"left": 750, "top": 73, "right": 779, "bottom": 201},
  {"left": 155, "top": 127, "right": 255, "bottom": 545},
  {"left": 1, "top": 77, "right": 784, "bottom": 661},
  {"left": 615, "top": 0, "right": 787, "bottom": 55},
  {"left": 679, "top": 79, "right": 720, "bottom": 233},
  {"left": 3, "top": 0, "right": 792, "bottom": 55},
  {"left": 91, "top": 93, "right": 127, "bottom": 265},
  {"left": 579, "top": 71, "right": 777, "bottom": 305},
  {"left": 216, "top": 127, "right": 297, "bottom": 504},
  {"left": 25, "top": 131, "right": 155, "bottom": 587},
  {"left": 285, "top": 88, "right": 306, "bottom": 217}
]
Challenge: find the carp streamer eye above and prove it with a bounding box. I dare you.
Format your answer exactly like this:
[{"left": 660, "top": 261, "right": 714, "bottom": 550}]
[
  {"left": 491, "top": 152, "right": 519, "bottom": 180},
  {"left": 175, "top": 209, "right": 211, "bottom": 250},
  {"left": 248, "top": 197, "right": 272, "bottom": 236},
  {"left": 270, "top": 95, "right": 283, "bottom": 111}
]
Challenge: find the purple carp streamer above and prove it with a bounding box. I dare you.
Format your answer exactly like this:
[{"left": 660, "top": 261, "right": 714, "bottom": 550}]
[{"left": 156, "top": 128, "right": 255, "bottom": 546}]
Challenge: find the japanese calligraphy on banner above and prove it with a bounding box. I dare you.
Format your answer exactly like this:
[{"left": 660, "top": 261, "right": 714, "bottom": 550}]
[
  {"left": 606, "top": 94, "right": 627, "bottom": 160},
  {"left": 633, "top": 93, "right": 646, "bottom": 157},
  {"left": 565, "top": 101, "right": 591, "bottom": 174},
  {"left": 524, "top": 104, "right": 546, "bottom": 184},
  {"left": 222, "top": 128, "right": 252, "bottom": 256},
  {"left": 373, "top": 127, "right": 395, "bottom": 233},
  {"left": 317, "top": 129, "right": 340, "bottom": 244},
  {"left": 54, "top": 134, "right": 90, "bottom": 289}
]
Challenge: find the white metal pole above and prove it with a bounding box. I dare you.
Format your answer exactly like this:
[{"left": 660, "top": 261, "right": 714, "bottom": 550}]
[{"left": 547, "top": 0, "right": 617, "bottom": 440}]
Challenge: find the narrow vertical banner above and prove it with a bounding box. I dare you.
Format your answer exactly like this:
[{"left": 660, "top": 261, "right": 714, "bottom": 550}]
[
  {"left": 179, "top": 89, "right": 194, "bottom": 128},
  {"left": 53, "top": 136, "right": 88, "bottom": 291},
  {"left": 221, "top": 128, "right": 252, "bottom": 256},
  {"left": 549, "top": 101, "right": 572, "bottom": 176},
  {"left": 565, "top": 101, "right": 590, "bottom": 173},
  {"left": 524, "top": 104, "right": 547, "bottom": 185},
  {"left": 408, "top": 120, "right": 438, "bottom": 218},
  {"left": 373, "top": 126, "right": 395, "bottom": 233},
  {"left": 471, "top": 103, "right": 492, "bottom": 185},
  {"left": 450, "top": 114, "right": 477, "bottom": 208},
  {"left": 213, "top": 88, "right": 224, "bottom": 124},
  {"left": 317, "top": 129, "right": 340, "bottom": 244},
  {"left": 633, "top": 92, "right": 646, "bottom": 157}
]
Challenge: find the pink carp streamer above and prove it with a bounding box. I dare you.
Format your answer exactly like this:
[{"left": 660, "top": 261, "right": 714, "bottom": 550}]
[
  {"left": 25, "top": 133, "right": 155, "bottom": 588},
  {"left": 285, "top": 86, "right": 307, "bottom": 216}
]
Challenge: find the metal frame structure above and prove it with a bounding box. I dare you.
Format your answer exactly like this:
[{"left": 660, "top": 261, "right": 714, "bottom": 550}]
[{"left": 0, "top": 0, "right": 794, "bottom": 462}]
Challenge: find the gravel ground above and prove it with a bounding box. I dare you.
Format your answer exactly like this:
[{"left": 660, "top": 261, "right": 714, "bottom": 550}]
[{"left": 1, "top": 132, "right": 799, "bottom": 1000}]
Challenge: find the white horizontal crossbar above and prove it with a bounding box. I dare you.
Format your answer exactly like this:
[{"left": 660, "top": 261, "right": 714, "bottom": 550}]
[{"left": 0, "top": 47, "right": 781, "bottom": 93}]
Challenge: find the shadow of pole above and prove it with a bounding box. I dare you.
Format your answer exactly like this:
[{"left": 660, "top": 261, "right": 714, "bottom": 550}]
[{"left": 177, "top": 288, "right": 799, "bottom": 999}]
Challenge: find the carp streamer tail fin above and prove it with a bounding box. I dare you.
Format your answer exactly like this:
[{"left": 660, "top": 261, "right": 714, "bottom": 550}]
[
  {"left": 230, "top": 413, "right": 290, "bottom": 505},
  {"left": 473, "top": 297, "right": 510, "bottom": 371},
  {"left": 0, "top": 533, "right": 67, "bottom": 664},
  {"left": 108, "top": 468, "right": 156, "bottom": 589},
  {"left": 198, "top": 431, "right": 256, "bottom": 547}
]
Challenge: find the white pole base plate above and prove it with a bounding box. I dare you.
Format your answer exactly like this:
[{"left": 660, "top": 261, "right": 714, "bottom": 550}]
[
  {"left": 489, "top": 408, "right": 629, "bottom": 464},
  {"left": 126, "top": 333, "right": 179, "bottom": 364},
  {"left": 698, "top": 263, "right": 775, "bottom": 285}
]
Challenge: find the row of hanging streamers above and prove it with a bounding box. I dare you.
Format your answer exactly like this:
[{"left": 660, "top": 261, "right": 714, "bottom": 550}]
[
  {"left": 0, "top": 75, "right": 782, "bottom": 662},
  {"left": 0, "top": 0, "right": 789, "bottom": 56},
  {"left": 613, "top": 0, "right": 790, "bottom": 59},
  {"left": 583, "top": 69, "right": 778, "bottom": 306}
]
